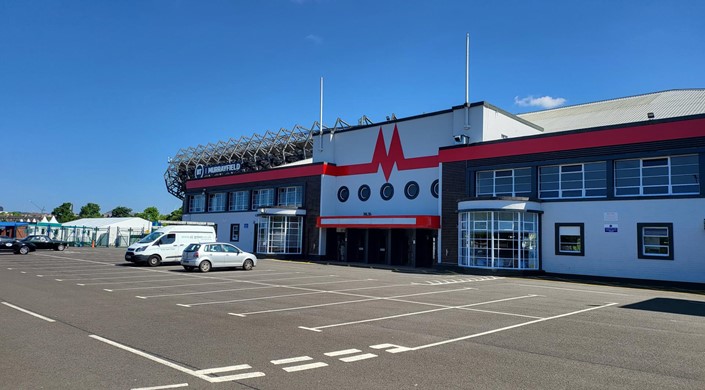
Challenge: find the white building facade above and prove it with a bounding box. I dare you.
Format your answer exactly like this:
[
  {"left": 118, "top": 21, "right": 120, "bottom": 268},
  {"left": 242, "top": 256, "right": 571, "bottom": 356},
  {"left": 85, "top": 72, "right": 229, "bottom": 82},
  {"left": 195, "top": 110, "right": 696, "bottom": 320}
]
[{"left": 181, "top": 90, "right": 705, "bottom": 284}]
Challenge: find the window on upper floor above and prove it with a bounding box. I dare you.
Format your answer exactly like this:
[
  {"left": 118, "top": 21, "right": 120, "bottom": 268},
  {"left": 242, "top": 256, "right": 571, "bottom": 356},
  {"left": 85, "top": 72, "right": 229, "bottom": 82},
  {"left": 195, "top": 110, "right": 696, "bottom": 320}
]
[
  {"left": 252, "top": 188, "right": 274, "bottom": 209},
  {"left": 540, "top": 162, "right": 607, "bottom": 199},
  {"left": 229, "top": 190, "right": 249, "bottom": 211},
  {"left": 188, "top": 194, "right": 205, "bottom": 213},
  {"left": 277, "top": 186, "right": 303, "bottom": 207},
  {"left": 208, "top": 192, "right": 226, "bottom": 212},
  {"left": 476, "top": 168, "right": 531, "bottom": 197},
  {"left": 615, "top": 155, "right": 699, "bottom": 196}
]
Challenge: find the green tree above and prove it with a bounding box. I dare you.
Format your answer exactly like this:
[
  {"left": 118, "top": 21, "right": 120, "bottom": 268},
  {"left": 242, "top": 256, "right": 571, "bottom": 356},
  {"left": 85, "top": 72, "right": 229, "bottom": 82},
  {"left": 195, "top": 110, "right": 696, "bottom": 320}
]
[
  {"left": 165, "top": 208, "right": 182, "bottom": 221},
  {"left": 137, "top": 206, "right": 162, "bottom": 222},
  {"left": 110, "top": 206, "right": 133, "bottom": 217},
  {"left": 52, "top": 202, "right": 76, "bottom": 223},
  {"left": 79, "top": 203, "right": 102, "bottom": 218}
]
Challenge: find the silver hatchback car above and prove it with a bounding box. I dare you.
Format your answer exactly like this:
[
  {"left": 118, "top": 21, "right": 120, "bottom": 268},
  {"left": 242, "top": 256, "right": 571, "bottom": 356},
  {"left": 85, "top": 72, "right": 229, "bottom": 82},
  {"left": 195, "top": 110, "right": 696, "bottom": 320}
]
[{"left": 181, "top": 242, "right": 257, "bottom": 272}]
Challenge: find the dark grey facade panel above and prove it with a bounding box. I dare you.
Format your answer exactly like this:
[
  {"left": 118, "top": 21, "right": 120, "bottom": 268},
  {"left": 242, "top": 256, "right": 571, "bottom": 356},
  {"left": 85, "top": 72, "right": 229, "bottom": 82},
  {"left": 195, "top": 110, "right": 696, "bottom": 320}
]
[{"left": 440, "top": 161, "right": 467, "bottom": 266}]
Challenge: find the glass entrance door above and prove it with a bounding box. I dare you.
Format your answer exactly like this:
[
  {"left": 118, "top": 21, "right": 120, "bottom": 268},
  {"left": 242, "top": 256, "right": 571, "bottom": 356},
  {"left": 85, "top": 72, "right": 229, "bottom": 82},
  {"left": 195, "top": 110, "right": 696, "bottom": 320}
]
[{"left": 459, "top": 211, "right": 538, "bottom": 270}]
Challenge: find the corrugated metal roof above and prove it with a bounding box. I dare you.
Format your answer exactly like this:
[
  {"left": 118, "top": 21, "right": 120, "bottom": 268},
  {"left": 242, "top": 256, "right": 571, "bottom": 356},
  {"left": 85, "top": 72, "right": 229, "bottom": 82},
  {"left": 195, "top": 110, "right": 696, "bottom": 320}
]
[{"left": 518, "top": 89, "right": 705, "bottom": 132}]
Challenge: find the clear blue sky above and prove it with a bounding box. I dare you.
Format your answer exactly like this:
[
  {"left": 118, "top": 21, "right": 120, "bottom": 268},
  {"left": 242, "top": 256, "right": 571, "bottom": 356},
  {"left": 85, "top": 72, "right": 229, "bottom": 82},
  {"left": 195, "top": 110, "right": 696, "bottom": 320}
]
[{"left": 2, "top": 0, "right": 704, "bottom": 215}]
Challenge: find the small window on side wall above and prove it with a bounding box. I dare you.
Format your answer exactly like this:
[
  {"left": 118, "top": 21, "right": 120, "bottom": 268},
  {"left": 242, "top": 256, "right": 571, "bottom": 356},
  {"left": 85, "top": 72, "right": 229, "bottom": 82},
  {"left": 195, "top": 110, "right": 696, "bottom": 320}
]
[
  {"left": 555, "top": 223, "right": 584, "bottom": 256},
  {"left": 230, "top": 224, "right": 240, "bottom": 242},
  {"left": 637, "top": 223, "right": 673, "bottom": 260}
]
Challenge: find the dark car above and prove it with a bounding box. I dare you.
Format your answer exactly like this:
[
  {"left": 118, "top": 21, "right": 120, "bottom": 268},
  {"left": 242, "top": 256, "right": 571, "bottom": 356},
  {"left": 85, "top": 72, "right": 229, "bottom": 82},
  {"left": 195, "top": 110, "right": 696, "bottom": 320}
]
[
  {"left": 20, "top": 235, "right": 68, "bottom": 251},
  {"left": 0, "top": 235, "right": 36, "bottom": 255}
]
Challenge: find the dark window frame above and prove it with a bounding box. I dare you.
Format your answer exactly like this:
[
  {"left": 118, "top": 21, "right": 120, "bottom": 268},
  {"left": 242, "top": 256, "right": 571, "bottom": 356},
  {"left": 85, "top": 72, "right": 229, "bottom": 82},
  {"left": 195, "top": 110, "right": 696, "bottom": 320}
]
[
  {"left": 230, "top": 223, "right": 240, "bottom": 242},
  {"left": 637, "top": 222, "right": 674, "bottom": 260},
  {"left": 554, "top": 223, "right": 585, "bottom": 256}
]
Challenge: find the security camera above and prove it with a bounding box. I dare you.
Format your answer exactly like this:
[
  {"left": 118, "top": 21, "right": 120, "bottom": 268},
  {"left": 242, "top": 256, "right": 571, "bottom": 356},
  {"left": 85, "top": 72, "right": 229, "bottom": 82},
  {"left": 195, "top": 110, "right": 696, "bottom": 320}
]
[{"left": 453, "top": 135, "right": 468, "bottom": 144}]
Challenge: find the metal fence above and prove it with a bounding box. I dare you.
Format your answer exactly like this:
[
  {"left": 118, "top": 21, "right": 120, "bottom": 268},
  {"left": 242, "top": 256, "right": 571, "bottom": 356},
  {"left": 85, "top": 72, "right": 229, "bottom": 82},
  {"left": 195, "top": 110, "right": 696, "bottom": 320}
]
[{"left": 35, "top": 226, "right": 149, "bottom": 248}]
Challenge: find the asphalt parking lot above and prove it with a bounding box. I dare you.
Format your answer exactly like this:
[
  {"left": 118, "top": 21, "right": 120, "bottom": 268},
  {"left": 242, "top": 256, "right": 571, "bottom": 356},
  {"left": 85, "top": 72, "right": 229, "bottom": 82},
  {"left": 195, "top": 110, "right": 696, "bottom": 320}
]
[{"left": 1, "top": 248, "right": 704, "bottom": 390}]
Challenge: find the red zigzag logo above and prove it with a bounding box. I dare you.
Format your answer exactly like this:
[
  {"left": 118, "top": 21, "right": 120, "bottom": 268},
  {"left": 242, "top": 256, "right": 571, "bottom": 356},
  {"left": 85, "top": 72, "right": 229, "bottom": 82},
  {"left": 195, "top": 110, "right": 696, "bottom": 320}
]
[{"left": 336, "top": 125, "right": 438, "bottom": 181}]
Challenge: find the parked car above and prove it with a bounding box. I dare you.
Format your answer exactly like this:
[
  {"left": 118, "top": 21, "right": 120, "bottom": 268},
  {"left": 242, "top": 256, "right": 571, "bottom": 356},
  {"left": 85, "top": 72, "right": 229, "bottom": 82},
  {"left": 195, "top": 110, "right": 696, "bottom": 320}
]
[
  {"left": 181, "top": 242, "right": 257, "bottom": 272},
  {"left": 20, "top": 235, "right": 69, "bottom": 251},
  {"left": 0, "top": 235, "right": 36, "bottom": 255}
]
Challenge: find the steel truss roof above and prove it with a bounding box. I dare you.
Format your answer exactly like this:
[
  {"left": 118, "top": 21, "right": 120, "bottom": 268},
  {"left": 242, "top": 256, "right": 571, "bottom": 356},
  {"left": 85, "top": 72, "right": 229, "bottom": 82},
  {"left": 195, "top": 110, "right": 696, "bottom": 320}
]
[{"left": 164, "top": 122, "right": 323, "bottom": 199}]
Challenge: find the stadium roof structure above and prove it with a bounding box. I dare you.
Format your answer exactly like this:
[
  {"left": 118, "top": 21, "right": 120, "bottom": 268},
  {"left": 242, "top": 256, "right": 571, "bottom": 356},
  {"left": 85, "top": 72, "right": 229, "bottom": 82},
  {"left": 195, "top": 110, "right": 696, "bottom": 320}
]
[
  {"left": 518, "top": 89, "right": 705, "bottom": 132},
  {"left": 165, "top": 117, "right": 369, "bottom": 199}
]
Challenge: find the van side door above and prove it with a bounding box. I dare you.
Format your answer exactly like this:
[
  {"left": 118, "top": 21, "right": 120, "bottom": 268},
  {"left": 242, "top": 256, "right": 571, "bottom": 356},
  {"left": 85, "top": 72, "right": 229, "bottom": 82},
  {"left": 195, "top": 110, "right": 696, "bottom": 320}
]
[{"left": 157, "top": 233, "right": 179, "bottom": 260}]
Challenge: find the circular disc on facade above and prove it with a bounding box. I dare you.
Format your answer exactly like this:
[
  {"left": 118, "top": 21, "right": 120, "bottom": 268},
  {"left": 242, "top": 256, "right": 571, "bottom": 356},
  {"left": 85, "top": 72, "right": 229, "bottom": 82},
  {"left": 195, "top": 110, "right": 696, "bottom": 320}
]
[
  {"left": 404, "top": 181, "right": 419, "bottom": 199},
  {"left": 358, "top": 185, "right": 371, "bottom": 201},
  {"left": 431, "top": 179, "right": 439, "bottom": 198},
  {"left": 337, "top": 186, "right": 349, "bottom": 202},
  {"left": 380, "top": 183, "right": 394, "bottom": 201}
]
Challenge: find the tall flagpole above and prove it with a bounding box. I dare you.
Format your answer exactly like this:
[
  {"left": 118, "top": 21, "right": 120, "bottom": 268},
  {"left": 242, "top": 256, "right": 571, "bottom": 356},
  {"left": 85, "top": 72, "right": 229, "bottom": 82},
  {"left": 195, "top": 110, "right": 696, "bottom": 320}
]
[{"left": 319, "top": 76, "right": 324, "bottom": 151}]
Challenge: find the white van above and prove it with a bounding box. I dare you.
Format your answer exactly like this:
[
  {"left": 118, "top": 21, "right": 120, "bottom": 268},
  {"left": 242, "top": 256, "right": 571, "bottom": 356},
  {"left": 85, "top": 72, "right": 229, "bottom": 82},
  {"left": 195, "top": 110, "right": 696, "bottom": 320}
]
[{"left": 124, "top": 225, "right": 216, "bottom": 266}]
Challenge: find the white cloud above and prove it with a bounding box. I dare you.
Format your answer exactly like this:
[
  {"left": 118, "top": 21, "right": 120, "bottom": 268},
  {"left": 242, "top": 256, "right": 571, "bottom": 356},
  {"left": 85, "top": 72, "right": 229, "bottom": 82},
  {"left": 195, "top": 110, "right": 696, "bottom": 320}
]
[
  {"left": 514, "top": 95, "right": 567, "bottom": 109},
  {"left": 305, "top": 34, "right": 323, "bottom": 45}
]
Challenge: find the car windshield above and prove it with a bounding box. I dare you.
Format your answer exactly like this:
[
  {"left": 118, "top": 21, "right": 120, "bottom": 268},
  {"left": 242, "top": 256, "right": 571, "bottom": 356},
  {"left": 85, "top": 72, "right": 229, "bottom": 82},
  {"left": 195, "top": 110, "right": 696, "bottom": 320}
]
[
  {"left": 184, "top": 244, "right": 200, "bottom": 251},
  {"left": 138, "top": 232, "right": 162, "bottom": 244}
]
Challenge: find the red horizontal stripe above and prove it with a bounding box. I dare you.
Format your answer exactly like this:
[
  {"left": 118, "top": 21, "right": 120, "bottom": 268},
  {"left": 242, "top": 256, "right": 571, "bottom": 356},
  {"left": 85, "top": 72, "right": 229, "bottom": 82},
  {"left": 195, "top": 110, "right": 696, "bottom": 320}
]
[
  {"left": 439, "top": 118, "right": 705, "bottom": 163},
  {"left": 317, "top": 215, "right": 440, "bottom": 229},
  {"left": 186, "top": 163, "right": 328, "bottom": 190}
]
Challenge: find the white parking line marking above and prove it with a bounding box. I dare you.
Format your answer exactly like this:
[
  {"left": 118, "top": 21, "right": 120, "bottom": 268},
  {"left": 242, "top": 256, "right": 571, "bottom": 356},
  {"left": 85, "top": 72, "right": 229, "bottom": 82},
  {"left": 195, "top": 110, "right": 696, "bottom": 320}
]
[
  {"left": 339, "top": 353, "right": 377, "bottom": 362},
  {"left": 370, "top": 344, "right": 412, "bottom": 353},
  {"left": 131, "top": 383, "right": 188, "bottom": 390},
  {"left": 40, "top": 270, "right": 148, "bottom": 277},
  {"left": 412, "top": 276, "right": 502, "bottom": 285},
  {"left": 137, "top": 278, "right": 376, "bottom": 299},
  {"left": 512, "top": 283, "right": 632, "bottom": 296},
  {"left": 60, "top": 274, "right": 181, "bottom": 281},
  {"left": 194, "top": 364, "right": 251, "bottom": 375},
  {"left": 179, "top": 290, "right": 330, "bottom": 307},
  {"left": 409, "top": 302, "right": 619, "bottom": 351},
  {"left": 1, "top": 302, "right": 56, "bottom": 322},
  {"left": 459, "top": 307, "right": 543, "bottom": 319},
  {"left": 282, "top": 362, "right": 328, "bottom": 372},
  {"left": 230, "top": 286, "right": 476, "bottom": 317},
  {"left": 324, "top": 349, "right": 362, "bottom": 357},
  {"left": 271, "top": 356, "right": 313, "bottom": 365},
  {"left": 207, "top": 372, "right": 266, "bottom": 382},
  {"left": 105, "top": 273, "right": 319, "bottom": 292},
  {"left": 76, "top": 277, "right": 198, "bottom": 286},
  {"left": 299, "top": 295, "right": 539, "bottom": 332},
  {"left": 89, "top": 335, "right": 265, "bottom": 383}
]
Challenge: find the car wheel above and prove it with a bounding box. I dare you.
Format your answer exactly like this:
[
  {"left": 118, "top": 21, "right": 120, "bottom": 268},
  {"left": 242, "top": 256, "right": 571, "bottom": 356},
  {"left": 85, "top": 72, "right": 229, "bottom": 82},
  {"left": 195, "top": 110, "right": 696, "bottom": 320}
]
[
  {"left": 56, "top": 244, "right": 66, "bottom": 251},
  {"left": 243, "top": 259, "right": 254, "bottom": 271},
  {"left": 18, "top": 246, "right": 30, "bottom": 255},
  {"left": 198, "top": 260, "right": 211, "bottom": 273},
  {"left": 147, "top": 255, "right": 162, "bottom": 267},
  {"left": 183, "top": 266, "right": 194, "bottom": 271}
]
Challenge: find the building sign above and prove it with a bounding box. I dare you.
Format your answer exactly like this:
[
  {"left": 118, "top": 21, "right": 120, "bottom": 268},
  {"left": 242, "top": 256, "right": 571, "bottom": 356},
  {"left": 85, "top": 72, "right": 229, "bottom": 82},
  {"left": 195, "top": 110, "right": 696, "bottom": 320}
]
[
  {"left": 604, "top": 224, "right": 618, "bottom": 233},
  {"left": 604, "top": 212, "right": 618, "bottom": 222},
  {"left": 194, "top": 162, "right": 242, "bottom": 179}
]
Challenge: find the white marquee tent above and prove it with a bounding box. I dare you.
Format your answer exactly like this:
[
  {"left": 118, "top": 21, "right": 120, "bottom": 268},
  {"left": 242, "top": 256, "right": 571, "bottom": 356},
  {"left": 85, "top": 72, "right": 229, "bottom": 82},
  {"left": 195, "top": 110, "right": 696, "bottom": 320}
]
[{"left": 61, "top": 217, "right": 152, "bottom": 247}]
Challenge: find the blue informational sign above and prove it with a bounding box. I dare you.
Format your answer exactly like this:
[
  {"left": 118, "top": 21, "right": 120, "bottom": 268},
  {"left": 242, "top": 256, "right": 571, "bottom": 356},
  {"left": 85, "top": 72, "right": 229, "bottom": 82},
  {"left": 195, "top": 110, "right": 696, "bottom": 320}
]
[{"left": 604, "top": 224, "right": 618, "bottom": 233}]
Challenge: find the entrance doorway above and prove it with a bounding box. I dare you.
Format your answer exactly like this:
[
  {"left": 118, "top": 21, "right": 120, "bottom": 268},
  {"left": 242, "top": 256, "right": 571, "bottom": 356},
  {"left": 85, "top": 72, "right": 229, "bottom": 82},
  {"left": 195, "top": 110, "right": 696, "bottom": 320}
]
[{"left": 325, "top": 228, "right": 437, "bottom": 268}]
